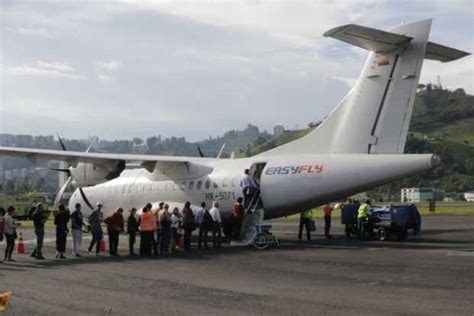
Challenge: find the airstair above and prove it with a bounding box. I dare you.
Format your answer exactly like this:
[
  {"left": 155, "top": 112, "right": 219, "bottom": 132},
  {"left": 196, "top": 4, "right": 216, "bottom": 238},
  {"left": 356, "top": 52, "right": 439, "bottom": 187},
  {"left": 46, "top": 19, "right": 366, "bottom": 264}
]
[{"left": 230, "top": 193, "right": 279, "bottom": 249}]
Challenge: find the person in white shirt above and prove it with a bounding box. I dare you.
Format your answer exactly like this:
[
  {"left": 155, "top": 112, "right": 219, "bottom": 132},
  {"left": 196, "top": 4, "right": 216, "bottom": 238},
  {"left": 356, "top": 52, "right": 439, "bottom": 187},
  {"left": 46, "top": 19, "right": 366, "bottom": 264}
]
[
  {"left": 240, "top": 169, "right": 257, "bottom": 209},
  {"left": 209, "top": 202, "right": 222, "bottom": 248},
  {"left": 170, "top": 207, "right": 182, "bottom": 251},
  {"left": 3, "top": 206, "right": 20, "bottom": 262}
]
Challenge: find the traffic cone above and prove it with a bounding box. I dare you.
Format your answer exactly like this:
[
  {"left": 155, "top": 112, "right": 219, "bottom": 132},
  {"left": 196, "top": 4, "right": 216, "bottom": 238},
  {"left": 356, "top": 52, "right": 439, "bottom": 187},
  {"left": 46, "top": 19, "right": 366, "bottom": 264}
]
[
  {"left": 16, "top": 232, "right": 25, "bottom": 254},
  {"left": 0, "top": 292, "right": 12, "bottom": 311},
  {"left": 100, "top": 238, "right": 106, "bottom": 252}
]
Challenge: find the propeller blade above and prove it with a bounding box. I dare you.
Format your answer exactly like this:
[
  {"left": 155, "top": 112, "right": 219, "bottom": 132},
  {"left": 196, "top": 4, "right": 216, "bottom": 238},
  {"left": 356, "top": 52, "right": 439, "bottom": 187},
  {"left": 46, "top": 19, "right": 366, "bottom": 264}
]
[
  {"left": 197, "top": 145, "right": 205, "bottom": 158},
  {"left": 57, "top": 133, "right": 67, "bottom": 151},
  {"left": 85, "top": 142, "right": 94, "bottom": 153},
  {"left": 79, "top": 187, "right": 94, "bottom": 210},
  {"left": 217, "top": 143, "right": 226, "bottom": 158},
  {"left": 54, "top": 176, "right": 72, "bottom": 210}
]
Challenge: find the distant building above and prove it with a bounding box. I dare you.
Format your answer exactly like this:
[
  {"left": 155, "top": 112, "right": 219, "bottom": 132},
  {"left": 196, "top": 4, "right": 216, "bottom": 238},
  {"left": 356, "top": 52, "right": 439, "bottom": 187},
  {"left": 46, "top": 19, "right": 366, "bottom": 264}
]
[
  {"left": 4, "top": 170, "right": 12, "bottom": 180},
  {"left": 273, "top": 125, "right": 284, "bottom": 136},
  {"left": 401, "top": 187, "right": 444, "bottom": 202},
  {"left": 464, "top": 192, "right": 474, "bottom": 202}
]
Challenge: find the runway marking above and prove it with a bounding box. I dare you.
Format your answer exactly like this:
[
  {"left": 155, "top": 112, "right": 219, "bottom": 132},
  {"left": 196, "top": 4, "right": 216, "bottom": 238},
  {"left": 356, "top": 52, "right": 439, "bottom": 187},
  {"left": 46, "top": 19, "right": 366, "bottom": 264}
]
[
  {"left": 446, "top": 251, "right": 474, "bottom": 257},
  {"left": 21, "top": 236, "right": 92, "bottom": 245},
  {"left": 362, "top": 281, "right": 380, "bottom": 286}
]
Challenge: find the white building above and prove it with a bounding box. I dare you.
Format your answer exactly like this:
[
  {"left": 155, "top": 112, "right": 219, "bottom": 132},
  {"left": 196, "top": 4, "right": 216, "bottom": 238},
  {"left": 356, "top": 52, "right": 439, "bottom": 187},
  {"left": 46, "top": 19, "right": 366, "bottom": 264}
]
[
  {"left": 464, "top": 192, "right": 474, "bottom": 202},
  {"left": 401, "top": 187, "right": 444, "bottom": 202},
  {"left": 273, "top": 125, "right": 285, "bottom": 136}
]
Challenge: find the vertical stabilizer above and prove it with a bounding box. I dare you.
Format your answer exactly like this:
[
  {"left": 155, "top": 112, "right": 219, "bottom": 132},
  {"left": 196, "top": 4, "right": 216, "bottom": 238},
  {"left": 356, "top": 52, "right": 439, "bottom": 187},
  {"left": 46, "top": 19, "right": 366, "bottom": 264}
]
[{"left": 259, "top": 20, "right": 434, "bottom": 156}]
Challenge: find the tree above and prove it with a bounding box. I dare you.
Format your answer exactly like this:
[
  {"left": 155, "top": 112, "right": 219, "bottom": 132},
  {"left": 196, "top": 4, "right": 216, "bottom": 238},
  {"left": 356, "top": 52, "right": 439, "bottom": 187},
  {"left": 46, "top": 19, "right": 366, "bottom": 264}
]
[
  {"left": 33, "top": 177, "right": 45, "bottom": 192},
  {"left": 146, "top": 136, "right": 158, "bottom": 148}
]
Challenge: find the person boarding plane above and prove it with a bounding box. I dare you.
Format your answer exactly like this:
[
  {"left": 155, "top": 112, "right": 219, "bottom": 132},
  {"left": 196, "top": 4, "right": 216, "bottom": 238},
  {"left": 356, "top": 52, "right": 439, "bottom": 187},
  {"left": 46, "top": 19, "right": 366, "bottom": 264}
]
[{"left": 0, "top": 19, "right": 469, "bottom": 241}]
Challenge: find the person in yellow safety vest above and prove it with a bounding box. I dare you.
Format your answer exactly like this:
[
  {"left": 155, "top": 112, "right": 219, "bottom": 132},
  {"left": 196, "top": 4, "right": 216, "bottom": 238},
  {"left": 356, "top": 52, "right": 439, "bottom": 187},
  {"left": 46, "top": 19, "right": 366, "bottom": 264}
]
[
  {"left": 139, "top": 206, "right": 156, "bottom": 257},
  {"left": 357, "top": 199, "right": 372, "bottom": 240},
  {"left": 298, "top": 210, "right": 313, "bottom": 241}
]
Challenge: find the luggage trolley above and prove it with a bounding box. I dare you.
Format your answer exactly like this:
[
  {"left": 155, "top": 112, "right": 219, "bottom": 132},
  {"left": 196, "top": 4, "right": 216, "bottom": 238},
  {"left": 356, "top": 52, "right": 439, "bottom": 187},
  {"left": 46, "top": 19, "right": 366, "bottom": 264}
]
[{"left": 252, "top": 224, "right": 279, "bottom": 250}]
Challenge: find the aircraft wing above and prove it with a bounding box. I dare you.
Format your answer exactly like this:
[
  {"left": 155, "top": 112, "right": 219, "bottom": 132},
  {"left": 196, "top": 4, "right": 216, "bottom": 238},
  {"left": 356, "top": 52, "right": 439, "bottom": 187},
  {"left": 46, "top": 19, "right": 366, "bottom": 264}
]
[{"left": 0, "top": 146, "right": 214, "bottom": 174}]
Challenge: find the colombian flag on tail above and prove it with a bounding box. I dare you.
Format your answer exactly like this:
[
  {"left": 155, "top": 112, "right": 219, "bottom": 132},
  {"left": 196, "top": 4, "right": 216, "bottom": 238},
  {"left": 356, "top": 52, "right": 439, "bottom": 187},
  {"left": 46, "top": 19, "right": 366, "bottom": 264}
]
[
  {"left": 376, "top": 54, "right": 390, "bottom": 66},
  {"left": 0, "top": 292, "right": 12, "bottom": 311}
]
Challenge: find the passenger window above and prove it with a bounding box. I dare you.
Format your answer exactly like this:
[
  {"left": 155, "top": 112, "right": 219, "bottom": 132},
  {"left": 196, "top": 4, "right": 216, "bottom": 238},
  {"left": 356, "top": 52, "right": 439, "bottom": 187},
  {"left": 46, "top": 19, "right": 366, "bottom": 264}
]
[
  {"left": 180, "top": 181, "right": 186, "bottom": 190},
  {"left": 197, "top": 180, "right": 202, "bottom": 190},
  {"left": 173, "top": 183, "right": 178, "bottom": 190},
  {"left": 231, "top": 178, "right": 238, "bottom": 187},
  {"left": 205, "top": 180, "right": 210, "bottom": 189},
  {"left": 222, "top": 178, "right": 228, "bottom": 188},
  {"left": 214, "top": 181, "right": 218, "bottom": 189},
  {"left": 189, "top": 181, "right": 194, "bottom": 190}
]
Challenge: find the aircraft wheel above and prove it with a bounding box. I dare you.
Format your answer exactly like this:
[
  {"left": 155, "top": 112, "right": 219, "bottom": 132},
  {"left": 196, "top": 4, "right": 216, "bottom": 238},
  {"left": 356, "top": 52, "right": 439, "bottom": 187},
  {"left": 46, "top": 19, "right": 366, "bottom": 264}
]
[{"left": 377, "top": 227, "right": 387, "bottom": 241}]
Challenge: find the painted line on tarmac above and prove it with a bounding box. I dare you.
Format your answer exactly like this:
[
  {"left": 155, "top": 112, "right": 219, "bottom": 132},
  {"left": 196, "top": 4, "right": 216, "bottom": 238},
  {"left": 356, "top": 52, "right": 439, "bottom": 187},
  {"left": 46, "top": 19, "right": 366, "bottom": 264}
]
[
  {"left": 281, "top": 241, "right": 370, "bottom": 250},
  {"left": 446, "top": 251, "right": 474, "bottom": 257},
  {"left": 21, "top": 236, "right": 93, "bottom": 245}
]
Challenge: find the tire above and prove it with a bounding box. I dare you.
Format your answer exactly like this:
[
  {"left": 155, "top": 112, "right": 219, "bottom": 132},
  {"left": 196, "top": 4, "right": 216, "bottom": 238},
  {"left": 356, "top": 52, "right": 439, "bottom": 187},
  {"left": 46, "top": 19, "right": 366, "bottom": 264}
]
[
  {"left": 253, "top": 232, "right": 270, "bottom": 250},
  {"left": 377, "top": 227, "right": 387, "bottom": 241}
]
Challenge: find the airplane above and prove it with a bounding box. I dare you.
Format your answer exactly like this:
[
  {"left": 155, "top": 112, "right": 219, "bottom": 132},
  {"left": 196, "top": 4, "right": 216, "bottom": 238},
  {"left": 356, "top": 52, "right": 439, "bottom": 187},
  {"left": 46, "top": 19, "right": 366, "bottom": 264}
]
[{"left": 0, "top": 19, "right": 470, "bottom": 239}]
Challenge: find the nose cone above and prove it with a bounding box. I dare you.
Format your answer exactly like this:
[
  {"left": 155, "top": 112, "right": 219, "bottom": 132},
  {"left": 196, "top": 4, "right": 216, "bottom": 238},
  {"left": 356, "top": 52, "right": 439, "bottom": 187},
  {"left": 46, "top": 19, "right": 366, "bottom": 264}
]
[{"left": 430, "top": 154, "right": 441, "bottom": 168}]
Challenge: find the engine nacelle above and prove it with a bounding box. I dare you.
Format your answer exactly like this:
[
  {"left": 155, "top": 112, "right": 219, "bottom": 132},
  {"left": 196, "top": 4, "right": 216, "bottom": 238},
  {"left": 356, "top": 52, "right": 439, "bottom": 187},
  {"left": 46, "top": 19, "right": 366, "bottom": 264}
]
[{"left": 70, "top": 160, "right": 125, "bottom": 187}]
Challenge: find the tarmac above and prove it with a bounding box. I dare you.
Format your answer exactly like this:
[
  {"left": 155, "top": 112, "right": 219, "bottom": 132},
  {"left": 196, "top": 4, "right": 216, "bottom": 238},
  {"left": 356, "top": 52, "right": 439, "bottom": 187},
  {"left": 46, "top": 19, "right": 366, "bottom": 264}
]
[{"left": 1, "top": 215, "right": 473, "bottom": 316}]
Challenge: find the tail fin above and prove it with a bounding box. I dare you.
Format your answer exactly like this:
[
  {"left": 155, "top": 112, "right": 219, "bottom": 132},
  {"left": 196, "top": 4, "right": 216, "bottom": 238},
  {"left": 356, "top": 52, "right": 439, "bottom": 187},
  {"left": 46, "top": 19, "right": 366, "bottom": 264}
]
[{"left": 259, "top": 20, "right": 469, "bottom": 156}]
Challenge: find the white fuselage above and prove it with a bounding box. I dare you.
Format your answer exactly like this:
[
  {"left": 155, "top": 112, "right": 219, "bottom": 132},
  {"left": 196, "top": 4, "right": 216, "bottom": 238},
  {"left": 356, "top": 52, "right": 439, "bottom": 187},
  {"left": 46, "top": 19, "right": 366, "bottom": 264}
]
[{"left": 69, "top": 153, "right": 437, "bottom": 221}]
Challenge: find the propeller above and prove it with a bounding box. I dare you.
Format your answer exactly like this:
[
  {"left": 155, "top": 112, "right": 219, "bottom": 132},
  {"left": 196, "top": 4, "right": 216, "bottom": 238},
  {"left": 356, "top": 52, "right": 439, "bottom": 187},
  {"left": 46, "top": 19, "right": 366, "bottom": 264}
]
[
  {"left": 52, "top": 134, "right": 94, "bottom": 210},
  {"left": 197, "top": 143, "right": 226, "bottom": 158},
  {"left": 197, "top": 145, "right": 205, "bottom": 158},
  {"left": 216, "top": 143, "right": 226, "bottom": 159}
]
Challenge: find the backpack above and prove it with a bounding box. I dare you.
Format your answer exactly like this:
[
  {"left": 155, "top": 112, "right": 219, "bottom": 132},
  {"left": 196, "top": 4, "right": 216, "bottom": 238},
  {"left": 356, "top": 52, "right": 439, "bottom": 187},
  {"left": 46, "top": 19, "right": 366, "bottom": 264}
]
[
  {"left": 202, "top": 210, "right": 213, "bottom": 227},
  {"left": 160, "top": 211, "right": 170, "bottom": 229}
]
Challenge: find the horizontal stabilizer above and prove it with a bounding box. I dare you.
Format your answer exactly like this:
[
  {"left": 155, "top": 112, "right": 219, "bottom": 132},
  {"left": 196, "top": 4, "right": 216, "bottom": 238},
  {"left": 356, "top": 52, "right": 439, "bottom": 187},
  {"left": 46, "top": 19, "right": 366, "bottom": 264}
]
[
  {"left": 425, "top": 41, "right": 470, "bottom": 62},
  {"left": 323, "top": 24, "right": 413, "bottom": 53}
]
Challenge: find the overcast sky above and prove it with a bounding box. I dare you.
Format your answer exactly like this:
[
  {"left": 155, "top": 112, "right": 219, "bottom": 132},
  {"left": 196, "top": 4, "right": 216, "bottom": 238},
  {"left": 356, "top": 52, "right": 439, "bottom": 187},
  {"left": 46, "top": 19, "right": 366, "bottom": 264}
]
[{"left": 1, "top": 0, "right": 473, "bottom": 141}]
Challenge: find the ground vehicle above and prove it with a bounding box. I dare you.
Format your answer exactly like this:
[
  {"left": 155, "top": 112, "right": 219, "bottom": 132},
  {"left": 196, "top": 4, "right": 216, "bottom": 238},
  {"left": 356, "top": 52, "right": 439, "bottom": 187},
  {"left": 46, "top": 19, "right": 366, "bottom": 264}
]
[
  {"left": 341, "top": 204, "right": 421, "bottom": 241},
  {"left": 371, "top": 204, "right": 421, "bottom": 241},
  {"left": 0, "top": 192, "right": 51, "bottom": 220}
]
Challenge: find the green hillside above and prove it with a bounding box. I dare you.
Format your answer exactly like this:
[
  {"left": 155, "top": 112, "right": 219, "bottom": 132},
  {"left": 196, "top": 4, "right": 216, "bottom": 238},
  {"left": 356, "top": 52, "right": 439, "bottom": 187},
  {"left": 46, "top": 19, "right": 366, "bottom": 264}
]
[{"left": 244, "top": 85, "right": 474, "bottom": 195}]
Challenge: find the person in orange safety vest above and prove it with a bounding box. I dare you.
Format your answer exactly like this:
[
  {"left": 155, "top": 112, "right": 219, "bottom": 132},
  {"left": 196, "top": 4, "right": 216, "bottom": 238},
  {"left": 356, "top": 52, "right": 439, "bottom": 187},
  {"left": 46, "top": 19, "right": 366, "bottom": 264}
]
[{"left": 139, "top": 206, "right": 156, "bottom": 257}]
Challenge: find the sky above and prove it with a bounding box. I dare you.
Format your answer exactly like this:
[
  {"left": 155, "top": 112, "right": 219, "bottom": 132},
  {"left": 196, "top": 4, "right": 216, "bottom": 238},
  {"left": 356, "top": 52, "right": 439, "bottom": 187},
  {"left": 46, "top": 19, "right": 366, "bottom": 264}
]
[{"left": 1, "top": 0, "right": 473, "bottom": 141}]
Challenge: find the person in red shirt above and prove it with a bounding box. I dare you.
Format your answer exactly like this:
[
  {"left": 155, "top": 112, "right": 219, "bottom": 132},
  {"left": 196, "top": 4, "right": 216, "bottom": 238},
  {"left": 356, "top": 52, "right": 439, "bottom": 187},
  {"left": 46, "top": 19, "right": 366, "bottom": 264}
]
[
  {"left": 323, "top": 204, "right": 333, "bottom": 239},
  {"left": 232, "top": 197, "right": 245, "bottom": 240},
  {"left": 105, "top": 208, "right": 124, "bottom": 256}
]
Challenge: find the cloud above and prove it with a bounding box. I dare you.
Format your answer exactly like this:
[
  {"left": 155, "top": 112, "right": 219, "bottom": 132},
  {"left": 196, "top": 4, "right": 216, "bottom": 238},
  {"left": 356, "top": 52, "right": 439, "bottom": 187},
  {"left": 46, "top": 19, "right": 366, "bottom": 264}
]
[
  {"left": 7, "top": 61, "right": 86, "bottom": 80},
  {"left": 96, "top": 60, "right": 122, "bottom": 71},
  {"left": 0, "top": 1, "right": 472, "bottom": 141},
  {"left": 17, "top": 26, "right": 56, "bottom": 39},
  {"left": 97, "top": 74, "right": 113, "bottom": 82}
]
